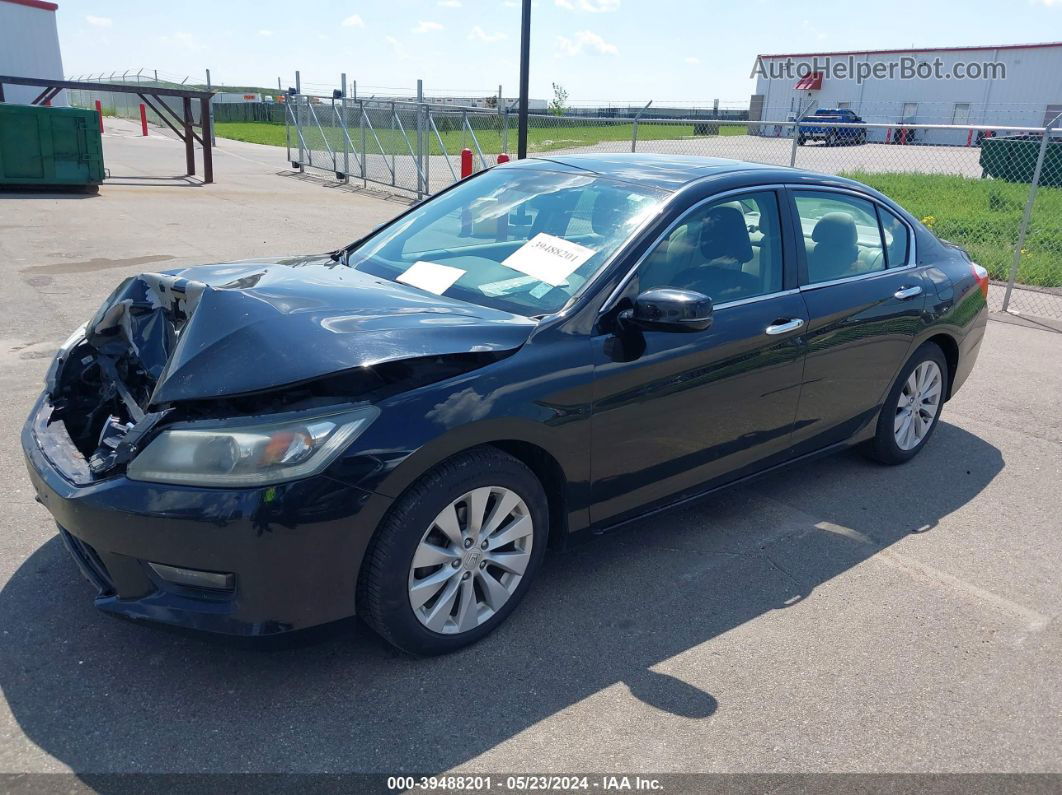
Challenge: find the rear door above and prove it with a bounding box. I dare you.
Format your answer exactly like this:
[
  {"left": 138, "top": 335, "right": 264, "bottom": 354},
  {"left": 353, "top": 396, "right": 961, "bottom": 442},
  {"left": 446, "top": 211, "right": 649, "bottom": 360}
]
[{"left": 786, "top": 187, "right": 929, "bottom": 455}]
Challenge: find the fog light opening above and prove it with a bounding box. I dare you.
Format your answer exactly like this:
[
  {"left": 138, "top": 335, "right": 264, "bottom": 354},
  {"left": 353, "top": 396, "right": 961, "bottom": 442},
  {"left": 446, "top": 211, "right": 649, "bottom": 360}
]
[{"left": 148, "top": 562, "right": 235, "bottom": 591}]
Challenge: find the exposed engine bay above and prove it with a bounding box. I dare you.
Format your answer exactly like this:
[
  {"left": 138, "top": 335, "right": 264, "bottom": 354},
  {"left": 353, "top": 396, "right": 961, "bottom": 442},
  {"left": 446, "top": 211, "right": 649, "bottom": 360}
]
[{"left": 42, "top": 263, "right": 533, "bottom": 480}]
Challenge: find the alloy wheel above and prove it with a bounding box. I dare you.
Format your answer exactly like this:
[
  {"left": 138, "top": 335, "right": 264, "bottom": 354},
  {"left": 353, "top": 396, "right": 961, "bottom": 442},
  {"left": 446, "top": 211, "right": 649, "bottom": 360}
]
[
  {"left": 407, "top": 486, "right": 534, "bottom": 634},
  {"left": 894, "top": 360, "right": 943, "bottom": 451}
]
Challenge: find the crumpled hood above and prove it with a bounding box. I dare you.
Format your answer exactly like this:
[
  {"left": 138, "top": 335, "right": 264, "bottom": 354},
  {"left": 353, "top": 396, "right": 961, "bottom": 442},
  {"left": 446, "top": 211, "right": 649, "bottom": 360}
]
[{"left": 84, "top": 255, "right": 537, "bottom": 406}]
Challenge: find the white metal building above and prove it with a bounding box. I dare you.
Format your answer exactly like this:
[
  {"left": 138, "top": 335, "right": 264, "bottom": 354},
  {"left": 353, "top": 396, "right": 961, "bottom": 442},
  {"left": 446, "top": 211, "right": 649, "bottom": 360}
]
[
  {"left": 751, "top": 42, "right": 1062, "bottom": 145},
  {"left": 0, "top": 0, "right": 65, "bottom": 105}
]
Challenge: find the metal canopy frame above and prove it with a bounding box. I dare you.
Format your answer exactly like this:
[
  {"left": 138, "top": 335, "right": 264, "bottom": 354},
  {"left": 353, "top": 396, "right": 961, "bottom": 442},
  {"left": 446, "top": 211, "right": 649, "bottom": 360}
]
[{"left": 0, "top": 75, "right": 215, "bottom": 183}]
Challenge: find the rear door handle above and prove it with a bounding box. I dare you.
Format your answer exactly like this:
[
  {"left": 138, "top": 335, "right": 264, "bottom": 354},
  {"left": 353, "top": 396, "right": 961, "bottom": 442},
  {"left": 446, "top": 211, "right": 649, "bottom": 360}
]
[
  {"left": 765, "top": 318, "right": 805, "bottom": 335},
  {"left": 894, "top": 285, "right": 923, "bottom": 300}
]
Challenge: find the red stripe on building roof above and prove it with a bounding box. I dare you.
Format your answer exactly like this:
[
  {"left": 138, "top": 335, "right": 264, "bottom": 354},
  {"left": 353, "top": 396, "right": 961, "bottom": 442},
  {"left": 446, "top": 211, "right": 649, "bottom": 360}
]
[
  {"left": 758, "top": 41, "right": 1062, "bottom": 59},
  {"left": 0, "top": 0, "right": 59, "bottom": 11}
]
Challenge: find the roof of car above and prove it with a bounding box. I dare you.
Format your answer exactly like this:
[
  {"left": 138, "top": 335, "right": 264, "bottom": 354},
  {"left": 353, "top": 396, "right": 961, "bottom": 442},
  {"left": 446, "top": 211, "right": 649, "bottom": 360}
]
[{"left": 524, "top": 153, "right": 781, "bottom": 191}]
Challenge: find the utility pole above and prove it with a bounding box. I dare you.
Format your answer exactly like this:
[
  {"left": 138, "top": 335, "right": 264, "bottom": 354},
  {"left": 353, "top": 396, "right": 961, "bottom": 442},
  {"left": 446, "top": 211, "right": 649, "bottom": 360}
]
[{"left": 517, "top": 0, "right": 531, "bottom": 159}]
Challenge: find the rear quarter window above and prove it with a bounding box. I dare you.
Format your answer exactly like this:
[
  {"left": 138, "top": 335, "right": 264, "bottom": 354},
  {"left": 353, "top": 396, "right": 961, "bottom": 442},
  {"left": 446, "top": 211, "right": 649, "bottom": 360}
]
[{"left": 878, "top": 206, "right": 911, "bottom": 267}]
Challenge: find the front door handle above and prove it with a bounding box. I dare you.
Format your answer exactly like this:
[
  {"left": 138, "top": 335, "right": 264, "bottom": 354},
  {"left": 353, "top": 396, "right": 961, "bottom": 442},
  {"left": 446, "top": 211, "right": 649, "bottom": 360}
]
[
  {"left": 765, "top": 318, "right": 805, "bottom": 335},
  {"left": 894, "top": 285, "right": 923, "bottom": 300}
]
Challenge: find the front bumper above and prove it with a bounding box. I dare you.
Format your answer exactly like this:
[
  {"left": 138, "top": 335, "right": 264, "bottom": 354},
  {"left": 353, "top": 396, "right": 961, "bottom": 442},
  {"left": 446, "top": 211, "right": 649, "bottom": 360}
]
[{"left": 22, "top": 395, "right": 393, "bottom": 636}]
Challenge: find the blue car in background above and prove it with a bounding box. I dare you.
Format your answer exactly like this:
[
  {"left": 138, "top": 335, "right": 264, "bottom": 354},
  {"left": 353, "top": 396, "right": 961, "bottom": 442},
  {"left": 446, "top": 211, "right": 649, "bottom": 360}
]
[{"left": 798, "top": 108, "right": 868, "bottom": 146}]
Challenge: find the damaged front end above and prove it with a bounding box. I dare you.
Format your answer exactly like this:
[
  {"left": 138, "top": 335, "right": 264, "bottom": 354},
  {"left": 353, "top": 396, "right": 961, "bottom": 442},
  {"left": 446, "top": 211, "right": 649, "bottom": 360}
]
[
  {"left": 45, "top": 273, "right": 195, "bottom": 477},
  {"left": 39, "top": 264, "right": 534, "bottom": 485}
]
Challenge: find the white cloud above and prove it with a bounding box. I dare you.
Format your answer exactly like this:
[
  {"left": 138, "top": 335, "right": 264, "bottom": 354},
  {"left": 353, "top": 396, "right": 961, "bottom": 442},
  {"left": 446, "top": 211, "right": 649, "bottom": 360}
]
[
  {"left": 258, "top": 29, "right": 273, "bottom": 37},
  {"left": 161, "top": 31, "right": 203, "bottom": 50},
  {"left": 800, "top": 19, "right": 827, "bottom": 41},
  {"left": 385, "top": 35, "right": 411, "bottom": 59},
  {"left": 469, "top": 25, "right": 507, "bottom": 43},
  {"left": 684, "top": 56, "right": 700, "bottom": 65},
  {"left": 1031, "top": 0, "right": 1059, "bottom": 6},
  {"left": 438, "top": 0, "right": 462, "bottom": 6},
  {"left": 341, "top": 14, "right": 365, "bottom": 27},
  {"left": 556, "top": 30, "right": 618, "bottom": 56},
  {"left": 555, "top": 0, "right": 619, "bottom": 11},
  {"left": 413, "top": 20, "right": 444, "bottom": 33},
  {"left": 503, "top": 0, "right": 518, "bottom": 5},
  {"left": 85, "top": 15, "right": 112, "bottom": 27}
]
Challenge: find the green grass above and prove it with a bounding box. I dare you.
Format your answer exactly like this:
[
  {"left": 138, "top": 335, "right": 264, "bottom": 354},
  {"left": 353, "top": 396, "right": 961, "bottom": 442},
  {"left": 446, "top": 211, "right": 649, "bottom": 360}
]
[
  {"left": 842, "top": 171, "right": 1062, "bottom": 288},
  {"left": 214, "top": 119, "right": 748, "bottom": 156}
]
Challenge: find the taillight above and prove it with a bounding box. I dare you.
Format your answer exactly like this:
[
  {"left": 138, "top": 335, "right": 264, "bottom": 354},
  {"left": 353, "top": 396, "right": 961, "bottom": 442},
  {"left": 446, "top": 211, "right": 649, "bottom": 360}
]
[{"left": 972, "top": 262, "right": 989, "bottom": 300}]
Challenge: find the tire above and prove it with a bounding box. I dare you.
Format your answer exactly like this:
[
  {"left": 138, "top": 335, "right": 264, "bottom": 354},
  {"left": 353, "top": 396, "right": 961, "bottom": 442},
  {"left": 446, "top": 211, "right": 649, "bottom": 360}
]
[
  {"left": 864, "top": 342, "right": 949, "bottom": 465},
  {"left": 357, "top": 447, "right": 549, "bottom": 655}
]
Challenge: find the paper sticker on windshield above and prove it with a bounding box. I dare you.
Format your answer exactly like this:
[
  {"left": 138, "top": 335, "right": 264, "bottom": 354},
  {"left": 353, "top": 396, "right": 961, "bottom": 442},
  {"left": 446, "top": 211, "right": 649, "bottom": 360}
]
[
  {"left": 501, "top": 233, "right": 595, "bottom": 286},
  {"left": 396, "top": 261, "right": 464, "bottom": 295}
]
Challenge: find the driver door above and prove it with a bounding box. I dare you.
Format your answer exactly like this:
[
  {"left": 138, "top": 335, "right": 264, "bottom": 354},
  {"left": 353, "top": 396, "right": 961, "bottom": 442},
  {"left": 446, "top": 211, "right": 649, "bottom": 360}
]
[{"left": 589, "top": 189, "right": 809, "bottom": 526}]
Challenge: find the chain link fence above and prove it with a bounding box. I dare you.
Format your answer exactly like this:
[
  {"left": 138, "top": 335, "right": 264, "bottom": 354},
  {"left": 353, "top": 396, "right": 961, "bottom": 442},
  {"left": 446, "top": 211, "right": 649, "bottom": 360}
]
[
  {"left": 283, "top": 97, "right": 1061, "bottom": 322},
  {"left": 66, "top": 81, "right": 205, "bottom": 129}
]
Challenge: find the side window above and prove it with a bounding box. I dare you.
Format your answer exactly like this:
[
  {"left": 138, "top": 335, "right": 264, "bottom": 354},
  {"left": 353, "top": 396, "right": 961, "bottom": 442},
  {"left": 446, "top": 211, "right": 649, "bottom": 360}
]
[
  {"left": 637, "top": 191, "right": 783, "bottom": 304},
  {"left": 878, "top": 206, "right": 910, "bottom": 267},
  {"left": 793, "top": 192, "right": 886, "bottom": 285}
]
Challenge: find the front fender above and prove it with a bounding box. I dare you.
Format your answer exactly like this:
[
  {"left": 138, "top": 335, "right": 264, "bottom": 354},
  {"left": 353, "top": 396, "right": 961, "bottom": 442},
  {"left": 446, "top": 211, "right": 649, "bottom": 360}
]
[{"left": 327, "top": 332, "right": 595, "bottom": 532}]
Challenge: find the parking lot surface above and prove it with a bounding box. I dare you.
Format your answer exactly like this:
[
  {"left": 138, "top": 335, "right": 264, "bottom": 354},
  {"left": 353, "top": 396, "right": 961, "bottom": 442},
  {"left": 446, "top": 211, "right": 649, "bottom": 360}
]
[{"left": 0, "top": 129, "right": 1059, "bottom": 777}]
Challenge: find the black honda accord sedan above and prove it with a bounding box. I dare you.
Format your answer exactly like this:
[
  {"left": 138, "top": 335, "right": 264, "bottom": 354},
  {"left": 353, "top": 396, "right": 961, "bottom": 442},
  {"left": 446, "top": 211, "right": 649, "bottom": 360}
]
[{"left": 23, "top": 154, "right": 988, "bottom": 654}]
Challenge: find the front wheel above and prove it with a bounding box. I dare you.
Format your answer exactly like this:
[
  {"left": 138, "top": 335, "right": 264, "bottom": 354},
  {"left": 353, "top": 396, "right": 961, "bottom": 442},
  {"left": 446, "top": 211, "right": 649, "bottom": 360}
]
[
  {"left": 864, "top": 342, "right": 948, "bottom": 465},
  {"left": 357, "top": 447, "right": 549, "bottom": 655}
]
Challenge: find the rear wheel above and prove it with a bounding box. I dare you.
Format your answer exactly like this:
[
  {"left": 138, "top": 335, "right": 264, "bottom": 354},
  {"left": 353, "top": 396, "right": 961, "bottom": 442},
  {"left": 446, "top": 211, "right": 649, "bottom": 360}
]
[
  {"left": 864, "top": 342, "right": 948, "bottom": 464},
  {"left": 357, "top": 447, "right": 548, "bottom": 655}
]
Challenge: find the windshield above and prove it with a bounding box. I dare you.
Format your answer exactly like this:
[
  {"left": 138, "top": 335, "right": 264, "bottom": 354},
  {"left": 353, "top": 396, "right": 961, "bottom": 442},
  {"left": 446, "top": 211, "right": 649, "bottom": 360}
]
[{"left": 346, "top": 166, "right": 667, "bottom": 316}]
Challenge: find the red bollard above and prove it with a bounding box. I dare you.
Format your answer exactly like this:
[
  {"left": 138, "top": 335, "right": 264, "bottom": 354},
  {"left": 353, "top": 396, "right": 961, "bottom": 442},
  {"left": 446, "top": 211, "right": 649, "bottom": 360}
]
[
  {"left": 94, "top": 99, "right": 104, "bottom": 133},
  {"left": 497, "top": 153, "right": 510, "bottom": 164},
  {"left": 460, "top": 148, "right": 474, "bottom": 179},
  {"left": 140, "top": 103, "right": 149, "bottom": 136}
]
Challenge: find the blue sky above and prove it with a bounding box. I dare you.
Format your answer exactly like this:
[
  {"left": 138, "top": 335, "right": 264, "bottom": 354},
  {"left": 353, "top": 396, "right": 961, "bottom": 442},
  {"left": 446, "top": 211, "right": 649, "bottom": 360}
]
[{"left": 57, "top": 0, "right": 1062, "bottom": 105}]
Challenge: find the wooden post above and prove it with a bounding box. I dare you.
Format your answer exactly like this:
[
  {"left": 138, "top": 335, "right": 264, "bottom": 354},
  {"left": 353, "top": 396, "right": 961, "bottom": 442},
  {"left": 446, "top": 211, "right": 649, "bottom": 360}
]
[
  {"left": 182, "top": 97, "right": 195, "bottom": 176},
  {"left": 200, "top": 96, "right": 213, "bottom": 184}
]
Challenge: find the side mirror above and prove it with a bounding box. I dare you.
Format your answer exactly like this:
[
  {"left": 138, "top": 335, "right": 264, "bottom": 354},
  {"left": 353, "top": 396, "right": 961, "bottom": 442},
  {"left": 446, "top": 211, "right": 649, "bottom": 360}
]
[{"left": 620, "top": 288, "right": 713, "bottom": 332}]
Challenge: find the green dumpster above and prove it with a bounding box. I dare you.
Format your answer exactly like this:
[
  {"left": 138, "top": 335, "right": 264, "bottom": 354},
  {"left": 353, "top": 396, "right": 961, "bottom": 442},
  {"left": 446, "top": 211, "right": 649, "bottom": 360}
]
[
  {"left": 979, "top": 134, "right": 1062, "bottom": 187},
  {"left": 0, "top": 104, "right": 104, "bottom": 188}
]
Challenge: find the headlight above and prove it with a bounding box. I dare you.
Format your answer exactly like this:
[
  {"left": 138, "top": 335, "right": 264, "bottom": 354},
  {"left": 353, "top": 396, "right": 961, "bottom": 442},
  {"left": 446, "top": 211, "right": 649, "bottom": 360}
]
[{"left": 126, "top": 406, "right": 379, "bottom": 487}]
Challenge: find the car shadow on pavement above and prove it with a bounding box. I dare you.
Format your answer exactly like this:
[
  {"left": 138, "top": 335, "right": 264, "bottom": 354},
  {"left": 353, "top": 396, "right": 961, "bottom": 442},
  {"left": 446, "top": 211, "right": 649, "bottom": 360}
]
[{"left": 0, "top": 421, "right": 1002, "bottom": 774}]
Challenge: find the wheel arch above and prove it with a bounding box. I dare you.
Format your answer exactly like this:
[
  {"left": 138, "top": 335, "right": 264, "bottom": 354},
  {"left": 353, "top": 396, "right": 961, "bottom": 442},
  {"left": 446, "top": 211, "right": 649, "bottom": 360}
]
[
  {"left": 368, "top": 417, "right": 588, "bottom": 546},
  {"left": 923, "top": 332, "right": 960, "bottom": 400},
  {"left": 485, "top": 440, "right": 570, "bottom": 550}
]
